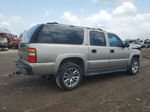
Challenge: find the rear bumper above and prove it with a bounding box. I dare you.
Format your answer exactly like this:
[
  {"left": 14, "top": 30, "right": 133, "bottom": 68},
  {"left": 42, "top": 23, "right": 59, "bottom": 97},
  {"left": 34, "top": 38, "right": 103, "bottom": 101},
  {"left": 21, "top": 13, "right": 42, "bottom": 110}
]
[
  {"left": 15, "top": 59, "right": 33, "bottom": 75},
  {"left": 15, "top": 59, "right": 55, "bottom": 75}
]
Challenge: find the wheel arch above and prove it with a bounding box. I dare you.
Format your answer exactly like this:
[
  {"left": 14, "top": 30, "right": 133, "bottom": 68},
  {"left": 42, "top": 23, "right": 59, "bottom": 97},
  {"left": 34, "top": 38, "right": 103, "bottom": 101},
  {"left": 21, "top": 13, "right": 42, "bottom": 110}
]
[
  {"left": 54, "top": 54, "right": 87, "bottom": 75},
  {"left": 128, "top": 54, "right": 140, "bottom": 66}
]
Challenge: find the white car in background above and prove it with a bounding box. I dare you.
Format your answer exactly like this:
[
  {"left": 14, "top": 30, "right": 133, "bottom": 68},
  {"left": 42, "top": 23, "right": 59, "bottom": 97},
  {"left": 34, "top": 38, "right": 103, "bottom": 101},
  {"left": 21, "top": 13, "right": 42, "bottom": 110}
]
[
  {"left": 0, "top": 37, "right": 8, "bottom": 51},
  {"left": 143, "top": 40, "right": 150, "bottom": 48},
  {"left": 126, "top": 40, "right": 142, "bottom": 50}
]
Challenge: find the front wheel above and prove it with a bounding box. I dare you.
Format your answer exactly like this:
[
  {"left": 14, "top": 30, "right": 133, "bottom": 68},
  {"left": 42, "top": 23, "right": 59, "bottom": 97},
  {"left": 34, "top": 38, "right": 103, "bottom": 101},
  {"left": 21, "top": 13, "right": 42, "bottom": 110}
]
[
  {"left": 56, "top": 62, "right": 83, "bottom": 91},
  {"left": 128, "top": 57, "right": 140, "bottom": 75}
]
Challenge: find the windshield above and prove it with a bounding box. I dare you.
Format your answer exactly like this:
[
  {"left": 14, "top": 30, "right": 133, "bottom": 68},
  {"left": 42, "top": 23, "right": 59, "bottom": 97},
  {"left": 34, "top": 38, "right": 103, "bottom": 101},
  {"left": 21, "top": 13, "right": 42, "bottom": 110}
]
[
  {"left": 134, "top": 42, "right": 141, "bottom": 44},
  {"left": 20, "top": 25, "right": 41, "bottom": 43}
]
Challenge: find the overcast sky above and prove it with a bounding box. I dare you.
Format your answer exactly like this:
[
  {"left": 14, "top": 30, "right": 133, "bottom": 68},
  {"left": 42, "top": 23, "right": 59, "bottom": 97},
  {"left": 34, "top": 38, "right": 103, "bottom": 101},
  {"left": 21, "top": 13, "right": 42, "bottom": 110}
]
[{"left": 0, "top": 0, "right": 150, "bottom": 40}]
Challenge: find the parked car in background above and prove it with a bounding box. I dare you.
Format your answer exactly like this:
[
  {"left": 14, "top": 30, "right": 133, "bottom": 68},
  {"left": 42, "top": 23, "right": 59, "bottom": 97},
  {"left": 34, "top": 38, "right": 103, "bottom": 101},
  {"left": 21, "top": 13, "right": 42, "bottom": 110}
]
[
  {"left": 126, "top": 39, "right": 142, "bottom": 50},
  {"left": 0, "top": 37, "right": 8, "bottom": 51},
  {"left": 15, "top": 23, "right": 141, "bottom": 90},
  {"left": 0, "top": 32, "right": 19, "bottom": 50},
  {"left": 143, "top": 40, "right": 150, "bottom": 48},
  {"left": 8, "top": 37, "right": 19, "bottom": 49}
]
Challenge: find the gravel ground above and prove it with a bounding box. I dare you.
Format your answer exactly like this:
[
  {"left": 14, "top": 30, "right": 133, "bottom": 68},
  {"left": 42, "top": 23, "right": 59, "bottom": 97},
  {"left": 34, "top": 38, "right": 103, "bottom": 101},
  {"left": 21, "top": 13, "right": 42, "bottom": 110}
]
[{"left": 0, "top": 49, "right": 150, "bottom": 112}]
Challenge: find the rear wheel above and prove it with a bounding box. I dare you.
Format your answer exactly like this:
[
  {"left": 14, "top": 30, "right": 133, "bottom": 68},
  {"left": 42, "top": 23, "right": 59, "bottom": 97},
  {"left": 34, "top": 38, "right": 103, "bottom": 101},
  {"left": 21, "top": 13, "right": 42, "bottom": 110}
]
[
  {"left": 56, "top": 62, "right": 83, "bottom": 91},
  {"left": 128, "top": 57, "right": 139, "bottom": 75}
]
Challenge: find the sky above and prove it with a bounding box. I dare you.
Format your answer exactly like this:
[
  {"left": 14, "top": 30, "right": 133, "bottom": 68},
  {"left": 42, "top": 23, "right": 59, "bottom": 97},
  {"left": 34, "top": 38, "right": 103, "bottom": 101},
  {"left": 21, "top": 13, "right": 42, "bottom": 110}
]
[{"left": 0, "top": 0, "right": 150, "bottom": 40}]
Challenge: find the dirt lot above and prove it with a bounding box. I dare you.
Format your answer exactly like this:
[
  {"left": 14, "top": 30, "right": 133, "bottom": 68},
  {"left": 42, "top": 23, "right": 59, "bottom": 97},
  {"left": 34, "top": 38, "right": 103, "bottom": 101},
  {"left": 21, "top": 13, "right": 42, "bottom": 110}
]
[{"left": 0, "top": 49, "right": 150, "bottom": 112}]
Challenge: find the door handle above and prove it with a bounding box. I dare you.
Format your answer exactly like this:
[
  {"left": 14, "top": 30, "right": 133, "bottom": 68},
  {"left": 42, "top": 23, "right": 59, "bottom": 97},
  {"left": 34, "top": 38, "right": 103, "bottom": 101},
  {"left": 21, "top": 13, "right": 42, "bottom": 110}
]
[
  {"left": 110, "top": 49, "right": 114, "bottom": 53},
  {"left": 91, "top": 49, "right": 97, "bottom": 53}
]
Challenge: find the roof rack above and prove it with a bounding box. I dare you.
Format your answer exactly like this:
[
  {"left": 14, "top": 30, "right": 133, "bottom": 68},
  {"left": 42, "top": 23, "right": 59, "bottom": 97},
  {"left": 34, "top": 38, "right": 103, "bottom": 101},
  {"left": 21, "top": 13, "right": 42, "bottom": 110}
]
[
  {"left": 46, "top": 22, "right": 103, "bottom": 31},
  {"left": 70, "top": 25, "right": 75, "bottom": 27},
  {"left": 96, "top": 28, "right": 103, "bottom": 31},
  {"left": 46, "top": 22, "right": 58, "bottom": 24}
]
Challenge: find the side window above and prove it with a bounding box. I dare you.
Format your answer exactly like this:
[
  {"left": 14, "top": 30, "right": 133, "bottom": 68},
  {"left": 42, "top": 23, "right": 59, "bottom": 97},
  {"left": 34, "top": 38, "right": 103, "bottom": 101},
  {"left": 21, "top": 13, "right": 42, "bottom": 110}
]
[
  {"left": 90, "top": 31, "right": 106, "bottom": 46},
  {"left": 36, "top": 25, "right": 84, "bottom": 45},
  {"left": 108, "top": 33, "right": 123, "bottom": 47}
]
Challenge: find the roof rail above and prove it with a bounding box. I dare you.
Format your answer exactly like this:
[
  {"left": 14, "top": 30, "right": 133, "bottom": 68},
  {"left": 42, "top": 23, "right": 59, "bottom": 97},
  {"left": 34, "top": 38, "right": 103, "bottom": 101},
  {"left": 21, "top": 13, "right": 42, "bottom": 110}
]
[
  {"left": 97, "top": 28, "right": 103, "bottom": 31},
  {"left": 46, "top": 22, "right": 58, "bottom": 24},
  {"left": 70, "top": 25, "right": 75, "bottom": 27},
  {"left": 46, "top": 22, "right": 103, "bottom": 31}
]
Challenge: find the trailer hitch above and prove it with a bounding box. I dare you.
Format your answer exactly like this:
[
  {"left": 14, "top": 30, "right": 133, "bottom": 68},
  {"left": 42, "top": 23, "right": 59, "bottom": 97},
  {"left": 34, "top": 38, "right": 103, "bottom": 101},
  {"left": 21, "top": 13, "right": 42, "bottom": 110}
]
[{"left": 8, "top": 71, "right": 21, "bottom": 77}]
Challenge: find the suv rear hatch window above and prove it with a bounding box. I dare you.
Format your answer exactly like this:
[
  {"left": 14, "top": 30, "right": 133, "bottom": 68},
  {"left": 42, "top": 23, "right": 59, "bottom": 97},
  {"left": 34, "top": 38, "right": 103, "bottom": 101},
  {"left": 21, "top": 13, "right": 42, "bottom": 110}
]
[
  {"left": 19, "top": 24, "right": 42, "bottom": 61},
  {"left": 20, "top": 24, "right": 42, "bottom": 44}
]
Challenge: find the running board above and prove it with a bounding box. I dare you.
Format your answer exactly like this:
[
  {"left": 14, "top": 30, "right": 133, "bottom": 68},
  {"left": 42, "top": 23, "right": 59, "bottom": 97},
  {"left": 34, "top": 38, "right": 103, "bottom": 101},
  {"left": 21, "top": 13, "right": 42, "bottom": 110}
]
[{"left": 85, "top": 67, "right": 127, "bottom": 76}]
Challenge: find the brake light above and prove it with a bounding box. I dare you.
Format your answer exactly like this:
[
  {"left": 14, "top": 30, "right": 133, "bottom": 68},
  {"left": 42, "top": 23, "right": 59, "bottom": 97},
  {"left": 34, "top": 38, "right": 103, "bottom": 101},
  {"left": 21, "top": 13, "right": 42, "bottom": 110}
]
[{"left": 28, "top": 48, "right": 37, "bottom": 63}]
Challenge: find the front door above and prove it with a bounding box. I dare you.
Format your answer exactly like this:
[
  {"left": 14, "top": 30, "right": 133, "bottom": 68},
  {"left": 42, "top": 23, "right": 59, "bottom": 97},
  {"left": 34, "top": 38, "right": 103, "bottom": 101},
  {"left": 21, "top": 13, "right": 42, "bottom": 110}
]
[{"left": 107, "top": 33, "right": 130, "bottom": 68}]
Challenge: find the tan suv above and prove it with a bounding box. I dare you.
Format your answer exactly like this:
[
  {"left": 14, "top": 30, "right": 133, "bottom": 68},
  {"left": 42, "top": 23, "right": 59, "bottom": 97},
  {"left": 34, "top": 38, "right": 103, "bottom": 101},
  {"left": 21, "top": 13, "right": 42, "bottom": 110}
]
[{"left": 15, "top": 22, "right": 141, "bottom": 90}]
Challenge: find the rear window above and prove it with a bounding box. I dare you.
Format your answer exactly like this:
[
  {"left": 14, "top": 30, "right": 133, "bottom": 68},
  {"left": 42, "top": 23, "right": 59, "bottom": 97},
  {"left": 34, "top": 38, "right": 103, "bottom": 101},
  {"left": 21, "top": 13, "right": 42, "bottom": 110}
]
[
  {"left": 21, "top": 25, "right": 41, "bottom": 43},
  {"left": 36, "top": 25, "right": 84, "bottom": 45}
]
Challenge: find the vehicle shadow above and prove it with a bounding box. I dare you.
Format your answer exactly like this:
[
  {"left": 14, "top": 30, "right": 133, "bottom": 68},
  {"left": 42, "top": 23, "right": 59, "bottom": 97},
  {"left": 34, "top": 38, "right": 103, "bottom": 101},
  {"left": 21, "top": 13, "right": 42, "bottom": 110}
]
[
  {"left": 82, "top": 72, "right": 128, "bottom": 87},
  {"left": 7, "top": 72, "right": 129, "bottom": 93},
  {"left": 3, "top": 75, "right": 61, "bottom": 93}
]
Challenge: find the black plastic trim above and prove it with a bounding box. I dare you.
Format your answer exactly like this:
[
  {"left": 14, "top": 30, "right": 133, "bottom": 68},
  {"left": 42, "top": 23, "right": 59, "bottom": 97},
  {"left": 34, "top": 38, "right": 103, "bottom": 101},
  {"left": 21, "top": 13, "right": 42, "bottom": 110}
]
[{"left": 15, "top": 59, "right": 33, "bottom": 75}]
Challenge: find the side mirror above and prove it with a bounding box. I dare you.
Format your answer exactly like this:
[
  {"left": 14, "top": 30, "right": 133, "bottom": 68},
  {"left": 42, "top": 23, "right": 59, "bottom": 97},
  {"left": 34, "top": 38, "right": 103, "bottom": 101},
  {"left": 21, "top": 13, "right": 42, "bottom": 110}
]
[{"left": 123, "top": 42, "right": 130, "bottom": 48}]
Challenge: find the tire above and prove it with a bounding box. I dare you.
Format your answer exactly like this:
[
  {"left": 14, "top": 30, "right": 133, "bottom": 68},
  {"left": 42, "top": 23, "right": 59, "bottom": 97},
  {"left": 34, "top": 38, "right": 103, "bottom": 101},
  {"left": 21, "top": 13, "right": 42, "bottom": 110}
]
[
  {"left": 128, "top": 57, "right": 140, "bottom": 75},
  {"left": 56, "top": 62, "right": 83, "bottom": 91}
]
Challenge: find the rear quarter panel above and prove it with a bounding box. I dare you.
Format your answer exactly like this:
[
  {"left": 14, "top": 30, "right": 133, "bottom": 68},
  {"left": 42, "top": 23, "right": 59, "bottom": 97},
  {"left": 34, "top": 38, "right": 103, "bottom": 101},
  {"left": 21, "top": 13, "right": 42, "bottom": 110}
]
[{"left": 29, "top": 44, "right": 89, "bottom": 73}]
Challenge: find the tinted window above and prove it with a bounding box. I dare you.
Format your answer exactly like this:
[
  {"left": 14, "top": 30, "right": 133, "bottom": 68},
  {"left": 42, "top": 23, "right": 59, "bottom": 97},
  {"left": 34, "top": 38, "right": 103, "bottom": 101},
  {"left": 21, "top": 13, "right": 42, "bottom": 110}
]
[
  {"left": 36, "top": 25, "right": 84, "bottom": 45},
  {"left": 108, "top": 34, "right": 123, "bottom": 47},
  {"left": 90, "top": 31, "right": 106, "bottom": 46},
  {"left": 21, "top": 25, "right": 41, "bottom": 43},
  {"left": 144, "top": 41, "right": 150, "bottom": 44}
]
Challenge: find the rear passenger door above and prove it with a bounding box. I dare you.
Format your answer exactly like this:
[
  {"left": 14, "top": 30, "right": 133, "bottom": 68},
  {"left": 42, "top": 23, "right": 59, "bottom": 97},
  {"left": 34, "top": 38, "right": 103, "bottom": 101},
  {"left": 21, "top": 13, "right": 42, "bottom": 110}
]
[
  {"left": 107, "top": 33, "right": 130, "bottom": 68},
  {"left": 88, "top": 30, "right": 110, "bottom": 70}
]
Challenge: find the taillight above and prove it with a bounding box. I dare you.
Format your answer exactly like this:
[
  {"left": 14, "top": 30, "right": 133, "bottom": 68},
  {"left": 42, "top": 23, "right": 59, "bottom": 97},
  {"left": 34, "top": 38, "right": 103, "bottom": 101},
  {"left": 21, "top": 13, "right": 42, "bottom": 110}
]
[{"left": 28, "top": 48, "right": 37, "bottom": 63}]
